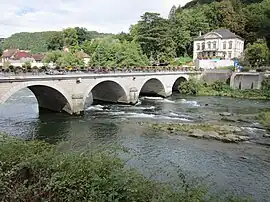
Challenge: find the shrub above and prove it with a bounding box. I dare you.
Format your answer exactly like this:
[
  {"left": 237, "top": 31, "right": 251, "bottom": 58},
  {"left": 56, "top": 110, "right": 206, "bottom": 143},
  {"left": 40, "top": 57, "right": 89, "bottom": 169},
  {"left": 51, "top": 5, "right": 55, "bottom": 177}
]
[
  {"left": 241, "top": 66, "right": 250, "bottom": 72},
  {"left": 261, "top": 77, "right": 270, "bottom": 92},
  {"left": 179, "top": 78, "right": 202, "bottom": 95},
  {"left": 258, "top": 111, "right": 270, "bottom": 128},
  {"left": 0, "top": 135, "right": 210, "bottom": 202},
  {"left": 8, "top": 65, "right": 14, "bottom": 72},
  {"left": 210, "top": 81, "right": 232, "bottom": 92}
]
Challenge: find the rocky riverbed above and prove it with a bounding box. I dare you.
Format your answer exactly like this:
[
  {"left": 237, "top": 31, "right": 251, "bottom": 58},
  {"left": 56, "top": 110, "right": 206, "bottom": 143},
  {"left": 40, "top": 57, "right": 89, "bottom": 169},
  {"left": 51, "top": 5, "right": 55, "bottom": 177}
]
[{"left": 151, "top": 122, "right": 252, "bottom": 143}]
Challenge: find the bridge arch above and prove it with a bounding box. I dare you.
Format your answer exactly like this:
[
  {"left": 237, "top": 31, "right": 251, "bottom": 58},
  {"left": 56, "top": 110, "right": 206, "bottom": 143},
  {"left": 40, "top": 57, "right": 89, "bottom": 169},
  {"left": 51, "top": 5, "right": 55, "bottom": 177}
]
[
  {"left": 172, "top": 76, "right": 188, "bottom": 92},
  {"left": 83, "top": 80, "right": 129, "bottom": 105},
  {"left": 139, "top": 78, "right": 167, "bottom": 97},
  {"left": 0, "top": 82, "right": 73, "bottom": 114}
]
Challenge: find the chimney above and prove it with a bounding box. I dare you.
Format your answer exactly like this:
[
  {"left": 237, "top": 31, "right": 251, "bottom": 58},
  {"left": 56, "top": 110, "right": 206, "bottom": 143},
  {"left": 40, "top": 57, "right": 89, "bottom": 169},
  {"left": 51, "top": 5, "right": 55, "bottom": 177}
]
[{"left": 199, "top": 31, "right": 202, "bottom": 36}]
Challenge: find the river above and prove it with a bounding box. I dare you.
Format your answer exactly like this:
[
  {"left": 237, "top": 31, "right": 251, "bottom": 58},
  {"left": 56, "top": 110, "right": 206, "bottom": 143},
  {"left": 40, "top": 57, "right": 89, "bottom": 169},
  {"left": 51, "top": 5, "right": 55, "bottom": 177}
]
[{"left": 1, "top": 88, "right": 270, "bottom": 201}]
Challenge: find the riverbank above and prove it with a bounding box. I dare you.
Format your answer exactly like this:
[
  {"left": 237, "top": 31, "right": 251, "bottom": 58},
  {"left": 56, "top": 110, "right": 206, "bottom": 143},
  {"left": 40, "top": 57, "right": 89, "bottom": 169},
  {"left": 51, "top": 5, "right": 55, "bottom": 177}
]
[
  {"left": 0, "top": 134, "right": 251, "bottom": 202},
  {"left": 258, "top": 111, "right": 270, "bottom": 128},
  {"left": 179, "top": 79, "right": 270, "bottom": 100}
]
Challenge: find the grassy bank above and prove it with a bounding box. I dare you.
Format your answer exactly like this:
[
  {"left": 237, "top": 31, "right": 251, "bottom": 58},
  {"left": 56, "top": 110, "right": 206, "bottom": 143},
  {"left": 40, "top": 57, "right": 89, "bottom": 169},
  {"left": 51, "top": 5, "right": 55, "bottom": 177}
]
[
  {"left": 258, "top": 111, "right": 270, "bottom": 128},
  {"left": 179, "top": 78, "right": 270, "bottom": 100},
  {"left": 0, "top": 134, "right": 251, "bottom": 202}
]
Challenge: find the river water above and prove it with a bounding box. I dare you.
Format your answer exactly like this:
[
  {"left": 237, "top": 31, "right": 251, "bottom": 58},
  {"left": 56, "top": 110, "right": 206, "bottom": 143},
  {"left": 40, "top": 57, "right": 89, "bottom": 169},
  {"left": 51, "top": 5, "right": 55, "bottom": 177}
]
[{"left": 1, "top": 89, "right": 270, "bottom": 201}]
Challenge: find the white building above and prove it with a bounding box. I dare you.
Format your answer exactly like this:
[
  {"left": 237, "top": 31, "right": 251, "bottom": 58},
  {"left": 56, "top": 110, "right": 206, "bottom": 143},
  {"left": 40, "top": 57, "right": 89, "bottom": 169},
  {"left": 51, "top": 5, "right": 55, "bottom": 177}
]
[{"left": 193, "top": 28, "right": 245, "bottom": 61}]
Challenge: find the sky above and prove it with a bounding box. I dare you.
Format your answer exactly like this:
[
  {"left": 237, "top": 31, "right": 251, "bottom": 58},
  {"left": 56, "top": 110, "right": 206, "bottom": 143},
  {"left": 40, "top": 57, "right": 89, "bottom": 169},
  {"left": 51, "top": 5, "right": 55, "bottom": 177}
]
[{"left": 0, "top": 0, "right": 192, "bottom": 38}]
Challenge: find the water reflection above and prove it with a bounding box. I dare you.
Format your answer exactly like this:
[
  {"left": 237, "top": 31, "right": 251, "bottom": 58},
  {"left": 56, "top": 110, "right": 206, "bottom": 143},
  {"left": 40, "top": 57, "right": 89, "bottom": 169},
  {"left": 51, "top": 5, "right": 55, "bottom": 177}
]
[{"left": 33, "top": 113, "right": 72, "bottom": 143}]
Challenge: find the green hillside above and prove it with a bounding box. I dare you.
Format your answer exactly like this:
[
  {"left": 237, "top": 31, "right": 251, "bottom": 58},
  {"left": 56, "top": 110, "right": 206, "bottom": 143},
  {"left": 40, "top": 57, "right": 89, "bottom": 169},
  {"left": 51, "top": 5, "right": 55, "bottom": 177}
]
[
  {"left": 1, "top": 29, "right": 113, "bottom": 53},
  {"left": 183, "top": 0, "right": 264, "bottom": 8},
  {"left": 2, "top": 31, "right": 57, "bottom": 53}
]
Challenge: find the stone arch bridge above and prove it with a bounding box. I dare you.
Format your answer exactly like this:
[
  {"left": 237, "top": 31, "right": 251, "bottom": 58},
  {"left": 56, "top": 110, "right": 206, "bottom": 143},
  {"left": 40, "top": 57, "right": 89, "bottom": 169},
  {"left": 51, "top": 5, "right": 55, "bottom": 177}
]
[{"left": 0, "top": 71, "right": 201, "bottom": 115}]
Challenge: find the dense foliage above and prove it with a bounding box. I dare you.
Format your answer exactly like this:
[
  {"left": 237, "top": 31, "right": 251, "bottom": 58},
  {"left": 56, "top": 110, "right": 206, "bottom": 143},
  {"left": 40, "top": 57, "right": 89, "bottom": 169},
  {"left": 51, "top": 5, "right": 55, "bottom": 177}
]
[
  {"left": 1, "top": 29, "right": 112, "bottom": 53},
  {"left": 82, "top": 37, "right": 150, "bottom": 67},
  {"left": 244, "top": 39, "right": 270, "bottom": 67},
  {"left": 42, "top": 51, "right": 84, "bottom": 68},
  {"left": 0, "top": 135, "right": 250, "bottom": 202},
  {"left": 179, "top": 77, "right": 270, "bottom": 99},
  {"left": 179, "top": 78, "right": 202, "bottom": 95},
  {"left": 2, "top": 31, "right": 57, "bottom": 53}
]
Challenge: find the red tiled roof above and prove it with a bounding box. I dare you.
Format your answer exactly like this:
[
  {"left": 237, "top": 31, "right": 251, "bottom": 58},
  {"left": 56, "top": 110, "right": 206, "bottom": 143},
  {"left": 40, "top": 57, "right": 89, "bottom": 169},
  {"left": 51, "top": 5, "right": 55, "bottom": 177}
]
[
  {"left": 12, "top": 51, "right": 32, "bottom": 60},
  {"left": 2, "top": 49, "right": 17, "bottom": 58},
  {"left": 32, "top": 53, "right": 45, "bottom": 61}
]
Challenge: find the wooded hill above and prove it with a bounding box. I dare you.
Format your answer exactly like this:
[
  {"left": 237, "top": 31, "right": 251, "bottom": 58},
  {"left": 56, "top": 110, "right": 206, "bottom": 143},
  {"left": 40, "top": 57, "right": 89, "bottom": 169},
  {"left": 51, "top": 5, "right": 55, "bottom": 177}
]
[
  {"left": 1, "top": 29, "right": 113, "bottom": 53},
  {"left": 183, "top": 0, "right": 264, "bottom": 8}
]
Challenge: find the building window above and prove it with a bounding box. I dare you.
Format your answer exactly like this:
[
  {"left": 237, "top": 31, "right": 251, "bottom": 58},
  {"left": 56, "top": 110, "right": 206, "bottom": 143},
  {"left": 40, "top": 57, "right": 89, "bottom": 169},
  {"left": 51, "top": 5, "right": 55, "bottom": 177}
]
[
  {"left": 213, "top": 52, "right": 216, "bottom": 57},
  {"left": 197, "top": 44, "right": 200, "bottom": 50},
  {"left": 213, "top": 41, "right": 217, "bottom": 49},
  {"left": 223, "top": 42, "right": 227, "bottom": 49},
  {"left": 228, "top": 52, "right": 232, "bottom": 59},
  {"left": 202, "top": 42, "right": 205, "bottom": 50},
  {"left": 207, "top": 42, "right": 211, "bottom": 49},
  {"left": 229, "top": 41, "right": 233, "bottom": 49}
]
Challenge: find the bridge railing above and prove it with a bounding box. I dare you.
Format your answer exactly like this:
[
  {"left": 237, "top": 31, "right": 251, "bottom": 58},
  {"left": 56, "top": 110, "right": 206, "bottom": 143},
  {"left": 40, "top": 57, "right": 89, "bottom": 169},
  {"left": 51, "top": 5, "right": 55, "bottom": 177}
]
[{"left": 0, "top": 68, "right": 203, "bottom": 77}]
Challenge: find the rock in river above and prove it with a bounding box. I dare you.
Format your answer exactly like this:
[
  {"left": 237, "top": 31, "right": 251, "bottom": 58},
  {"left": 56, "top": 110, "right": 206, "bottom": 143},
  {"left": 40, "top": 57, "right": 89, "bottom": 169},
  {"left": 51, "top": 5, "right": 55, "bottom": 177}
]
[
  {"left": 220, "top": 112, "right": 233, "bottom": 117},
  {"left": 263, "top": 134, "right": 270, "bottom": 138},
  {"left": 218, "top": 125, "right": 242, "bottom": 133}
]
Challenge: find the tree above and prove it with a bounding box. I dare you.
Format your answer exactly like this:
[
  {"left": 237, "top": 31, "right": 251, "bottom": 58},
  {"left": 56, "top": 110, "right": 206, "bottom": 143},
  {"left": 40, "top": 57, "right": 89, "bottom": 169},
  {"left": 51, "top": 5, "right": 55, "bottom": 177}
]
[
  {"left": 204, "top": 0, "right": 246, "bottom": 36},
  {"left": 244, "top": 39, "right": 270, "bottom": 67},
  {"left": 170, "top": 7, "right": 209, "bottom": 56},
  {"left": 42, "top": 51, "right": 64, "bottom": 64},
  {"left": 47, "top": 32, "right": 64, "bottom": 51},
  {"left": 257, "top": 0, "right": 270, "bottom": 49},
  {"left": 242, "top": 0, "right": 269, "bottom": 45},
  {"left": 75, "top": 27, "right": 91, "bottom": 45},
  {"left": 168, "top": 5, "right": 177, "bottom": 20},
  {"left": 85, "top": 37, "right": 149, "bottom": 67},
  {"left": 81, "top": 40, "right": 99, "bottom": 56},
  {"left": 56, "top": 52, "right": 84, "bottom": 68},
  {"left": 135, "top": 12, "right": 176, "bottom": 62},
  {"left": 63, "top": 28, "right": 78, "bottom": 47},
  {"left": 115, "top": 32, "right": 133, "bottom": 42}
]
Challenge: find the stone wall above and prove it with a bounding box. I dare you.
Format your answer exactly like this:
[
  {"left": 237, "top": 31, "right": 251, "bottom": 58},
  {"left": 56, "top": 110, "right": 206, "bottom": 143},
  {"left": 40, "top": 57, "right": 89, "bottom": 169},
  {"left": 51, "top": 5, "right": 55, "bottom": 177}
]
[
  {"left": 230, "top": 73, "right": 266, "bottom": 90},
  {"left": 195, "top": 59, "right": 234, "bottom": 69},
  {"left": 201, "top": 69, "right": 232, "bottom": 83}
]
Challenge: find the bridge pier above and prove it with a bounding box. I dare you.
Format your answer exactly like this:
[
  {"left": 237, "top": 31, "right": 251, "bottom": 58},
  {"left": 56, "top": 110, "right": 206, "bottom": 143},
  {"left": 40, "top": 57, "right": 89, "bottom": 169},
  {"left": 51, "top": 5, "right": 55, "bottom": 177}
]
[{"left": 71, "top": 94, "right": 85, "bottom": 116}]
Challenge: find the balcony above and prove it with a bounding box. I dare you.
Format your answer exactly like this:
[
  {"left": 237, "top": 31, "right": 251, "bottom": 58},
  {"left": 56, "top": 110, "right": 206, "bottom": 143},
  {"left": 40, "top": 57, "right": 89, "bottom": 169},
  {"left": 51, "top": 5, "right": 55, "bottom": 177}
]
[{"left": 201, "top": 47, "right": 219, "bottom": 51}]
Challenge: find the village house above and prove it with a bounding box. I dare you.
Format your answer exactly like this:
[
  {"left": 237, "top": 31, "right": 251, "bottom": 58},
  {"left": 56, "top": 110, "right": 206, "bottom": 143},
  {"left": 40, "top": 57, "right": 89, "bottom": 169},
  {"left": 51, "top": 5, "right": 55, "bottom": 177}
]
[
  {"left": 193, "top": 28, "right": 245, "bottom": 69},
  {"left": 63, "top": 47, "right": 90, "bottom": 66},
  {"left": 1, "top": 49, "right": 45, "bottom": 67},
  {"left": 75, "top": 51, "right": 90, "bottom": 66}
]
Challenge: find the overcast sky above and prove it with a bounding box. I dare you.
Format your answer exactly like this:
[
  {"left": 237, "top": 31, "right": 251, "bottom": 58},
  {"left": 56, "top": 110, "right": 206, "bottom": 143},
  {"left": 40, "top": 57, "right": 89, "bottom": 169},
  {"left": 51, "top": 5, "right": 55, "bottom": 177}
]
[{"left": 0, "top": 0, "right": 192, "bottom": 37}]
